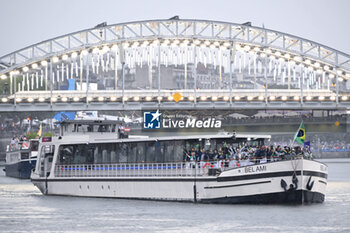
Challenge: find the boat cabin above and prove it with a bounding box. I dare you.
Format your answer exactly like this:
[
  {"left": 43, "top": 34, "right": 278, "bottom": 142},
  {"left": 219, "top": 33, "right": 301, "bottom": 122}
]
[
  {"left": 55, "top": 133, "right": 270, "bottom": 165},
  {"left": 59, "top": 120, "right": 121, "bottom": 136},
  {"left": 6, "top": 139, "right": 39, "bottom": 163}
]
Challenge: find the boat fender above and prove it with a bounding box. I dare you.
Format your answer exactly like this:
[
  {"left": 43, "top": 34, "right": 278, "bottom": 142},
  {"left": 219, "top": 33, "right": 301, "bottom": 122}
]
[
  {"left": 292, "top": 174, "right": 298, "bottom": 187},
  {"left": 280, "top": 179, "right": 287, "bottom": 191},
  {"left": 306, "top": 176, "right": 314, "bottom": 191},
  {"left": 281, "top": 174, "right": 298, "bottom": 192},
  {"left": 289, "top": 173, "right": 298, "bottom": 191}
]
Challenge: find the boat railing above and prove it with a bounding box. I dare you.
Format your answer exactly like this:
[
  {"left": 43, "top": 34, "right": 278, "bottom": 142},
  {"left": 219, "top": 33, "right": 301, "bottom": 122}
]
[
  {"left": 55, "top": 162, "right": 197, "bottom": 177},
  {"left": 53, "top": 158, "right": 285, "bottom": 178},
  {"left": 7, "top": 143, "right": 21, "bottom": 152},
  {"left": 7, "top": 141, "right": 30, "bottom": 152}
]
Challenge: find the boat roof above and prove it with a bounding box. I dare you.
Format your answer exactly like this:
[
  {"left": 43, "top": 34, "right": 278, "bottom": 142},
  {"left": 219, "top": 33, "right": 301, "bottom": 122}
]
[
  {"left": 50, "top": 132, "right": 271, "bottom": 145},
  {"left": 124, "top": 133, "right": 271, "bottom": 142},
  {"left": 51, "top": 120, "right": 271, "bottom": 144},
  {"left": 60, "top": 119, "right": 121, "bottom": 125}
]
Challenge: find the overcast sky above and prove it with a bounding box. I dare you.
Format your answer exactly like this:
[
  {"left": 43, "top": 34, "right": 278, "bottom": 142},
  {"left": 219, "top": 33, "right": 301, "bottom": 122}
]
[{"left": 0, "top": 0, "right": 349, "bottom": 56}]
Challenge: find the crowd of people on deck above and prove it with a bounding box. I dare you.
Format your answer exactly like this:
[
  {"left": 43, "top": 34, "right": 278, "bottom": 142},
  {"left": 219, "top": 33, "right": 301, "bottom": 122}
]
[
  {"left": 7, "top": 135, "right": 30, "bottom": 151},
  {"left": 183, "top": 143, "right": 313, "bottom": 168}
]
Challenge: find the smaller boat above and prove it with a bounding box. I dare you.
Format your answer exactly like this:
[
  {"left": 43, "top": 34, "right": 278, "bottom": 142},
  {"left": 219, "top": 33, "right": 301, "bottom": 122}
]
[{"left": 4, "top": 139, "right": 39, "bottom": 179}]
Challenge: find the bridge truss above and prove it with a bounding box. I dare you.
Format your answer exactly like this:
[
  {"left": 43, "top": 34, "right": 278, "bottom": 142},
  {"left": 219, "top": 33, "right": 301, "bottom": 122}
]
[{"left": 0, "top": 19, "right": 350, "bottom": 111}]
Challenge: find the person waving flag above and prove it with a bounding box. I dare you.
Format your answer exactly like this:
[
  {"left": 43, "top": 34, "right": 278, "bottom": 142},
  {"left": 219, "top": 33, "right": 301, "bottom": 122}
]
[{"left": 294, "top": 122, "right": 306, "bottom": 145}]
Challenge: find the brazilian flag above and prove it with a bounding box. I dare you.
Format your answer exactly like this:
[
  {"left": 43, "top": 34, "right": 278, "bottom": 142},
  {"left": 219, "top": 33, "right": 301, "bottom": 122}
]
[{"left": 294, "top": 122, "right": 306, "bottom": 145}]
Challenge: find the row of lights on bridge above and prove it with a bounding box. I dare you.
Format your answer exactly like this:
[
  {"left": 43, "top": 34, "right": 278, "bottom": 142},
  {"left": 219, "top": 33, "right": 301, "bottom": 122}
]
[
  {"left": 0, "top": 39, "right": 350, "bottom": 81},
  {"left": 1, "top": 95, "right": 348, "bottom": 103}
]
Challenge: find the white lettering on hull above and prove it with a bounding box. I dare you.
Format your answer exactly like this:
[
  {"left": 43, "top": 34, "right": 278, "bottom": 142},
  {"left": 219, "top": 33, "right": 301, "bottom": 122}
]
[{"left": 244, "top": 165, "right": 267, "bottom": 173}]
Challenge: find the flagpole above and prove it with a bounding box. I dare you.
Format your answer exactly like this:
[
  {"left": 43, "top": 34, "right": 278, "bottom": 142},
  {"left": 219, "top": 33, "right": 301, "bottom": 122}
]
[
  {"left": 290, "top": 120, "right": 305, "bottom": 204},
  {"left": 301, "top": 153, "right": 304, "bottom": 204},
  {"left": 290, "top": 121, "right": 303, "bottom": 148}
]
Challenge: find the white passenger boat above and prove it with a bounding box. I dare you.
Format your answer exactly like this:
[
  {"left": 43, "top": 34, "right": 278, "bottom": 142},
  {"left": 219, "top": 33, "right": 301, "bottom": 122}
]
[{"left": 31, "top": 120, "right": 328, "bottom": 204}]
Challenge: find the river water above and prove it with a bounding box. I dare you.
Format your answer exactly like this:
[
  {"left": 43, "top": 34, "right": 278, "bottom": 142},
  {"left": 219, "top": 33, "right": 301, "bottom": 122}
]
[{"left": 0, "top": 159, "right": 350, "bottom": 233}]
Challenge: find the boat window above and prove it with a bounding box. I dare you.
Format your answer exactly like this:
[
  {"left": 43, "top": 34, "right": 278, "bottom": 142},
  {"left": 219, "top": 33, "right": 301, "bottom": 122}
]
[
  {"left": 39, "top": 145, "right": 55, "bottom": 177},
  {"left": 243, "top": 139, "right": 260, "bottom": 147},
  {"left": 145, "top": 141, "right": 155, "bottom": 162},
  {"left": 87, "top": 144, "right": 95, "bottom": 163},
  {"left": 6, "top": 153, "right": 19, "bottom": 163},
  {"left": 43, "top": 145, "right": 55, "bottom": 155},
  {"left": 154, "top": 141, "right": 161, "bottom": 162},
  {"left": 110, "top": 144, "right": 118, "bottom": 163},
  {"left": 126, "top": 142, "right": 137, "bottom": 162},
  {"left": 21, "top": 152, "right": 29, "bottom": 160},
  {"left": 58, "top": 144, "right": 88, "bottom": 164},
  {"left": 87, "top": 125, "right": 93, "bottom": 132},
  {"left": 98, "top": 125, "right": 110, "bottom": 132},
  {"left": 107, "top": 143, "right": 115, "bottom": 163},
  {"left": 174, "top": 140, "right": 185, "bottom": 161},
  {"left": 117, "top": 143, "right": 127, "bottom": 162},
  {"left": 161, "top": 141, "right": 174, "bottom": 162},
  {"left": 54, "top": 136, "right": 266, "bottom": 165},
  {"left": 184, "top": 139, "right": 201, "bottom": 152},
  {"left": 93, "top": 125, "right": 100, "bottom": 132},
  {"left": 72, "top": 124, "right": 85, "bottom": 132},
  {"left": 58, "top": 145, "right": 72, "bottom": 164},
  {"left": 136, "top": 142, "right": 146, "bottom": 162},
  {"left": 30, "top": 141, "right": 39, "bottom": 152}
]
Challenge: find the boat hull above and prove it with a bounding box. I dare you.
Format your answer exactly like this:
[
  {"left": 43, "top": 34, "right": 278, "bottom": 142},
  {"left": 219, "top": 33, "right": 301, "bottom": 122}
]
[
  {"left": 201, "top": 190, "right": 325, "bottom": 204},
  {"left": 31, "top": 159, "right": 328, "bottom": 204},
  {"left": 5, "top": 160, "right": 36, "bottom": 179}
]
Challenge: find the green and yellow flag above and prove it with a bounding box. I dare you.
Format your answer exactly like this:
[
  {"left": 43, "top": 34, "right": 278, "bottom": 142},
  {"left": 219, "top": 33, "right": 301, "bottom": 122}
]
[
  {"left": 294, "top": 122, "right": 306, "bottom": 145},
  {"left": 37, "top": 124, "right": 42, "bottom": 137}
]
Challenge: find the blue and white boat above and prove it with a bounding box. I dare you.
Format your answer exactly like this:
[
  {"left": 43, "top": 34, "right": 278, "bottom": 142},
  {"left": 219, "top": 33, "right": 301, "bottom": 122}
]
[{"left": 5, "top": 139, "right": 39, "bottom": 179}]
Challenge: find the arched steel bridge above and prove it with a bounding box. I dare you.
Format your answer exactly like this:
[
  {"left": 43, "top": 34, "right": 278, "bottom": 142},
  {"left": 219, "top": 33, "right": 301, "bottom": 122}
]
[{"left": 0, "top": 19, "right": 350, "bottom": 112}]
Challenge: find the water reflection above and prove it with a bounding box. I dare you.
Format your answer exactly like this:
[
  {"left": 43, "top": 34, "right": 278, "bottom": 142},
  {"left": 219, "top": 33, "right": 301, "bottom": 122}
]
[{"left": 0, "top": 160, "right": 350, "bottom": 232}]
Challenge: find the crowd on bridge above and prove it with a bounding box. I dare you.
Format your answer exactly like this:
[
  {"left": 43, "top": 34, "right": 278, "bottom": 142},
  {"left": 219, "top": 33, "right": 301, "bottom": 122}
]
[{"left": 183, "top": 143, "right": 313, "bottom": 168}]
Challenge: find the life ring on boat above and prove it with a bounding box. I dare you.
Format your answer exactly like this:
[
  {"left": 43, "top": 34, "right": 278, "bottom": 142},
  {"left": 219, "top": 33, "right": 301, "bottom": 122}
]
[
  {"left": 203, "top": 163, "right": 214, "bottom": 169},
  {"left": 21, "top": 142, "right": 29, "bottom": 149}
]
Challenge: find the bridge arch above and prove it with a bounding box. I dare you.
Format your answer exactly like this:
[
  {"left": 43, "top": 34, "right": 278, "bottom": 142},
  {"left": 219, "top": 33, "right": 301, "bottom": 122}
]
[{"left": 0, "top": 19, "right": 349, "bottom": 111}]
